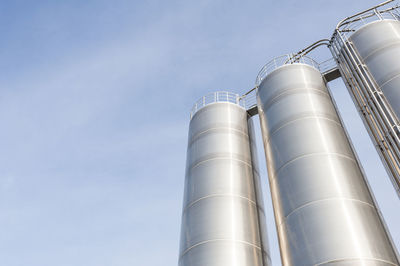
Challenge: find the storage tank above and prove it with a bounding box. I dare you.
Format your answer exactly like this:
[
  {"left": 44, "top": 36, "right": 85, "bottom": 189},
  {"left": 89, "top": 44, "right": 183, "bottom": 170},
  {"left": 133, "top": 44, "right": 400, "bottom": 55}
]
[
  {"left": 256, "top": 56, "right": 400, "bottom": 265},
  {"left": 330, "top": 9, "right": 400, "bottom": 198},
  {"left": 179, "top": 92, "right": 271, "bottom": 266},
  {"left": 348, "top": 19, "right": 400, "bottom": 119}
]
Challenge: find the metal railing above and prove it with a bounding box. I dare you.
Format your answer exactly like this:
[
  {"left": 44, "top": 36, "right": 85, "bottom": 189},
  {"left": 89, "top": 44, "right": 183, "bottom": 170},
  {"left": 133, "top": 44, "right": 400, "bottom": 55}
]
[
  {"left": 238, "top": 87, "right": 257, "bottom": 111},
  {"left": 241, "top": 55, "right": 337, "bottom": 112},
  {"left": 192, "top": 53, "right": 339, "bottom": 119},
  {"left": 319, "top": 57, "right": 338, "bottom": 74},
  {"left": 190, "top": 91, "right": 246, "bottom": 119},
  {"left": 330, "top": 0, "right": 400, "bottom": 197},
  {"left": 255, "top": 54, "right": 320, "bottom": 87},
  {"left": 334, "top": 0, "right": 400, "bottom": 45}
]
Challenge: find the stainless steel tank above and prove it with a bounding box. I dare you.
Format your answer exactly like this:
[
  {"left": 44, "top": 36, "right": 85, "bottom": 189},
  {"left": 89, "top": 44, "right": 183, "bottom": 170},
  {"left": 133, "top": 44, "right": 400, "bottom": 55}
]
[
  {"left": 348, "top": 19, "right": 400, "bottom": 119},
  {"left": 179, "top": 92, "right": 271, "bottom": 266},
  {"left": 330, "top": 11, "right": 400, "bottom": 198},
  {"left": 256, "top": 59, "right": 400, "bottom": 265}
]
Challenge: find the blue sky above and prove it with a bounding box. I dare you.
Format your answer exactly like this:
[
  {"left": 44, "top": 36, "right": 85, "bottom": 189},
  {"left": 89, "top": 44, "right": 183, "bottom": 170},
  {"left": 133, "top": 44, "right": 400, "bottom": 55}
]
[{"left": 0, "top": 1, "right": 399, "bottom": 265}]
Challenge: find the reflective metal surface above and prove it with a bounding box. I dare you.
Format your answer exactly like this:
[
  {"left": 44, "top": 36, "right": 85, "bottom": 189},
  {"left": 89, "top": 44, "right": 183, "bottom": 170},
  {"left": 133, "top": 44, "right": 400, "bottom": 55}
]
[
  {"left": 257, "top": 63, "right": 400, "bottom": 266},
  {"left": 349, "top": 20, "right": 400, "bottom": 118},
  {"left": 331, "top": 16, "right": 400, "bottom": 198},
  {"left": 179, "top": 101, "right": 271, "bottom": 266}
]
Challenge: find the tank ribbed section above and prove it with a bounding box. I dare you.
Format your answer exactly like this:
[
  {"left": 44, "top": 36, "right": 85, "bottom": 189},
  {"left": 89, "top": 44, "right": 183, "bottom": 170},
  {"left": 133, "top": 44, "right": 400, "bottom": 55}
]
[
  {"left": 257, "top": 63, "right": 399, "bottom": 266},
  {"left": 349, "top": 20, "right": 400, "bottom": 119},
  {"left": 179, "top": 101, "right": 271, "bottom": 266},
  {"left": 331, "top": 18, "right": 400, "bottom": 199}
]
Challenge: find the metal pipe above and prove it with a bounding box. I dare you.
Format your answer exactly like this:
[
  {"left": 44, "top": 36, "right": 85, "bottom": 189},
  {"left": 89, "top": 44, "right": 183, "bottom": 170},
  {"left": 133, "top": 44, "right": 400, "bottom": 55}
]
[{"left": 287, "top": 39, "right": 330, "bottom": 63}]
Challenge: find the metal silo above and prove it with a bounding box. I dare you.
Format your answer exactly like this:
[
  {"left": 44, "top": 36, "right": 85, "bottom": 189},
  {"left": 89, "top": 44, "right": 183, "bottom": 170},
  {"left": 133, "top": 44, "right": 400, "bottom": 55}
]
[
  {"left": 179, "top": 92, "right": 271, "bottom": 266},
  {"left": 330, "top": 0, "right": 400, "bottom": 197},
  {"left": 349, "top": 19, "right": 400, "bottom": 118},
  {"left": 256, "top": 55, "right": 400, "bottom": 265}
]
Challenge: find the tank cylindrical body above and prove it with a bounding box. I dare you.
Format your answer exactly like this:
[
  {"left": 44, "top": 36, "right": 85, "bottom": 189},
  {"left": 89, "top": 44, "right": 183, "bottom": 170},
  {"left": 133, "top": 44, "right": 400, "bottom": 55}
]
[
  {"left": 348, "top": 19, "right": 400, "bottom": 119},
  {"left": 331, "top": 17, "right": 400, "bottom": 198},
  {"left": 179, "top": 98, "right": 271, "bottom": 266},
  {"left": 257, "top": 62, "right": 399, "bottom": 265}
]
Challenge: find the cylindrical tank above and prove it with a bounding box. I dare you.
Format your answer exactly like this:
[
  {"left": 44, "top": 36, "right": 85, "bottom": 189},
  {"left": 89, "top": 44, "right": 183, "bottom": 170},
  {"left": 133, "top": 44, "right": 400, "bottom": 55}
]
[
  {"left": 179, "top": 93, "right": 271, "bottom": 266},
  {"left": 257, "top": 61, "right": 399, "bottom": 265},
  {"left": 348, "top": 19, "right": 400, "bottom": 119}
]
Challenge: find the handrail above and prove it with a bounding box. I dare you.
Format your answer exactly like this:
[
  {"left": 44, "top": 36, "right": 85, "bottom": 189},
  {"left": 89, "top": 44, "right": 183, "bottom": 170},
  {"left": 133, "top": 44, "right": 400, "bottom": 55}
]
[
  {"left": 255, "top": 54, "right": 320, "bottom": 87},
  {"left": 336, "top": 0, "right": 396, "bottom": 30},
  {"left": 189, "top": 91, "right": 245, "bottom": 119},
  {"left": 332, "top": 0, "right": 400, "bottom": 45}
]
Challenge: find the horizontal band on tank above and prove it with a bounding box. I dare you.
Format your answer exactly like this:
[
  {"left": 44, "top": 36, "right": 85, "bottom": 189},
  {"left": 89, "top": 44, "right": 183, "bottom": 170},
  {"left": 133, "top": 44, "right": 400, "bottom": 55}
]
[
  {"left": 363, "top": 49, "right": 400, "bottom": 86},
  {"left": 263, "top": 115, "right": 342, "bottom": 144},
  {"left": 188, "top": 156, "right": 252, "bottom": 171},
  {"left": 313, "top": 257, "right": 399, "bottom": 266},
  {"left": 186, "top": 155, "right": 261, "bottom": 177},
  {"left": 181, "top": 193, "right": 265, "bottom": 215},
  {"left": 182, "top": 199, "right": 266, "bottom": 218},
  {"left": 188, "top": 127, "right": 249, "bottom": 147},
  {"left": 268, "top": 152, "right": 357, "bottom": 180},
  {"left": 179, "top": 238, "right": 265, "bottom": 261},
  {"left": 361, "top": 40, "right": 400, "bottom": 62},
  {"left": 179, "top": 191, "right": 268, "bottom": 255},
  {"left": 278, "top": 197, "right": 376, "bottom": 226},
  {"left": 380, "top": 71, "right": 400, "bottom": 89},
  {"left": 259, "top": 87, "right": 331, "bottom": 113},
  {"left": 189, "top": 122, "right": 249, "bottom": 140}
]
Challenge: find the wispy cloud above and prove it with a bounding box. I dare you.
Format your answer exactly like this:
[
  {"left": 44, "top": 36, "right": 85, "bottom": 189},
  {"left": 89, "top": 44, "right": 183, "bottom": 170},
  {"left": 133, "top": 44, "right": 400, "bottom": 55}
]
[{"left": 0, "top": 1, "right": 399, "bottom": 266}]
